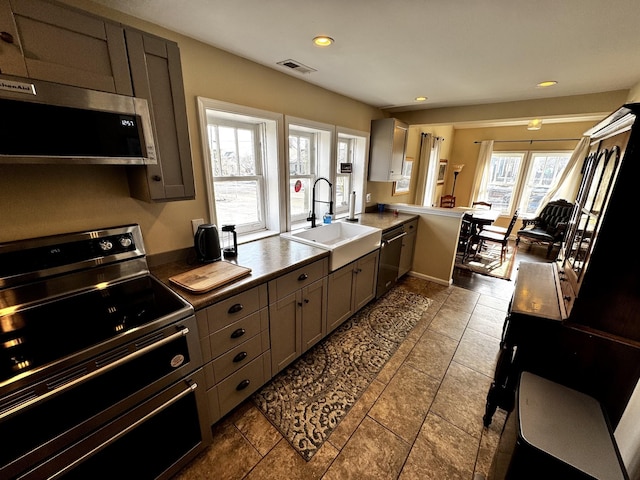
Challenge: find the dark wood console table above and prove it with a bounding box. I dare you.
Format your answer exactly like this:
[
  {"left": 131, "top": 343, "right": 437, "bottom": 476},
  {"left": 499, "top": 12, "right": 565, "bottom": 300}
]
[{"left": 483, "top": 261, "right": 564, "bottom": 426}]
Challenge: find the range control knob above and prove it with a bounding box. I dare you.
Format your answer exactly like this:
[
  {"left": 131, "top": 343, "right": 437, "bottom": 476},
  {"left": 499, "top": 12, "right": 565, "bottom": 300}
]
[
  {"left": 119, "top": 236, "right": 133, "bottom": 248},
  {"left": 98, "top": 240, "right": 113, "bottom": 251}
]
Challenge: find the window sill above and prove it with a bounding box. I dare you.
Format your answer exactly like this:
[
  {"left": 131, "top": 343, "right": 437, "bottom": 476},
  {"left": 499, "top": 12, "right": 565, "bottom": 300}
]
[{"left": 238, "top": 229, "right": 279, "bottom": 245}]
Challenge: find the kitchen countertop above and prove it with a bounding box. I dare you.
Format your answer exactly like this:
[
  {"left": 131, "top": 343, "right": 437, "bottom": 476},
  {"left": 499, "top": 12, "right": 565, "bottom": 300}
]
[
  {"left": 151, "top": 212, "right": 417, "bottom": 310},
  {"left": 151, "top": 235, "right": 329, "bottom": 310},
  {"left": 354, "top": 211, "right": 418, "bottom": 231}
]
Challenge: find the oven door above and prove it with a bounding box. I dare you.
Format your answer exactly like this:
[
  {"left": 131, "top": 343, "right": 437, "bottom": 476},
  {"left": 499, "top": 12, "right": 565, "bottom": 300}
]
[
  {"left": 0, "top": 315, "right": 210, "bottom": 479},
  {"left": 19, "top": 368, "right": 209, "bottom": 480}
]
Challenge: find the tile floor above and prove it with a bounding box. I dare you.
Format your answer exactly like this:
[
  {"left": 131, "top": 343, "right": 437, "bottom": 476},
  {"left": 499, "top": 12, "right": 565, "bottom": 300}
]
[{"left": 174, "top": 245, "right": 550, "bottom": 480}]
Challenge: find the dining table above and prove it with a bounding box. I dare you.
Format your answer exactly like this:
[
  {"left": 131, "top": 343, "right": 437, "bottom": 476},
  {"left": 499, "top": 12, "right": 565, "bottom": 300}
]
[
  {"left": 456, "top": 206, "right": 501, "bottom": 232},
  {"left": 455, "top": 207, "right": 502, "bottom": 263}
]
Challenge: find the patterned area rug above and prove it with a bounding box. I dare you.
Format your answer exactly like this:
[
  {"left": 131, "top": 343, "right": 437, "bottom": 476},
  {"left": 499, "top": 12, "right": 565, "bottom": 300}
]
[
  {"left": 455, "top": 240, "right": 518, "bottom": 280},
  {"left": 252, "top": 286, "right": 431, "bottom": 461}
]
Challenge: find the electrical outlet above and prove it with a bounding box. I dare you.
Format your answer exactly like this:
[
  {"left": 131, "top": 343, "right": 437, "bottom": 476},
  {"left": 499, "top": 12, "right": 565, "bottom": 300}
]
[
  {"left": 191, "top": 218, "right": 204, "bottom": 235},
  {"left": 366, "top": 193, "right": 372, "bottom": 203}
]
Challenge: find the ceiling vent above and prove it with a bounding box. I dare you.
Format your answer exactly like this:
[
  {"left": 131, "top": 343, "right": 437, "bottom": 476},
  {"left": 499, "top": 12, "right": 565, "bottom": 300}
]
[{"left": 277, "top": 59, "right": 317, "bottom": 74}]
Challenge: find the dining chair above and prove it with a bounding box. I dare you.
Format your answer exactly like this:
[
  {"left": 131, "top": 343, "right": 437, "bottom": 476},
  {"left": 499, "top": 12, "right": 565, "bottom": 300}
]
[
  {"left": 472, "top": 201, "right": 492, "bottom": 209},
  {"left": 440, "top": 195, "right": 456, "bottom": 208},
  {"left": 475, "top": 210, "right": 519, "bottom": 263}
]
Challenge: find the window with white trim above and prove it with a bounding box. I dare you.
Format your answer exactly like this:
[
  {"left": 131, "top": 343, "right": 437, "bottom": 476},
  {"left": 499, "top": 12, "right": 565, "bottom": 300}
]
[
  {"left": 197, "top": 99, "right": 369, "bottom": 239},
  {"left": 335, "top": 137, "right": 354, "bottom": 215},
  {"left": 287, "top": 119, "right": 333, "bottom": 228},
  {"left": 288, "top": 130, "right": 316, "bottom": 223},
  {"left": 207, "top": 121, "right": 265, "bottom": 234},
  {"left": 477, "top": 151, "right": 572, "bottom": 216},
  {"left": 198, "top": 98, "right": 283, "bottom": 239}
]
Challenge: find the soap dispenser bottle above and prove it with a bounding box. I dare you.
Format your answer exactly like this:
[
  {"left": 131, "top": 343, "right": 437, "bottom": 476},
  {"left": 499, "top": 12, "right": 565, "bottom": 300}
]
[{"left": 323, "top": 212, "right": 332, "bottom": 224}]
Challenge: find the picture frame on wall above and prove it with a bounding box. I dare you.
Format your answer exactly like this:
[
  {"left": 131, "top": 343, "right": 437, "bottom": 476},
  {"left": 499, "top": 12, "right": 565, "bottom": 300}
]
[
  {"left": 392, "top": 157, "right": 413, "bottom": 196},
  {"left": 437, "top": 159, "right": 447, "bottom": 185}
]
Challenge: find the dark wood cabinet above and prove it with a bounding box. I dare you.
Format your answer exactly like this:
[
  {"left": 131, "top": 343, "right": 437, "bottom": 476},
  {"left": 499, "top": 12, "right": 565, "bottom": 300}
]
[{"left": 484, "top": 104, "right": 640, "bottom": 431}]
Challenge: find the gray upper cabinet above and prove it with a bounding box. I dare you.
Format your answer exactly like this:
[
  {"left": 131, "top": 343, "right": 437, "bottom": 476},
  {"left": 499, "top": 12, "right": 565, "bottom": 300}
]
[
  {"left": 368, "top": 118, "right": 408, "bottom": 182},
  {"left": 125, "top": 29, "right": 195, "bottom": 202},
  {"left": 0, "top": 0, "right": 131, "bottom": 95}
]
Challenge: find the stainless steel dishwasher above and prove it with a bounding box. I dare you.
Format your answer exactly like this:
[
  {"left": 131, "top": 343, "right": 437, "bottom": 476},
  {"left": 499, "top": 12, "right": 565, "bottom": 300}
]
[{"left": 376, "top": 224, "right": 407, "bottom": 298}]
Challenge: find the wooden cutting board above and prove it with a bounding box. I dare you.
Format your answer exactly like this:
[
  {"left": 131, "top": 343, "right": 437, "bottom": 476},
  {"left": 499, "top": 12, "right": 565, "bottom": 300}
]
[{"left": 169, "top": 261, "right": 252, "bottom": 294}]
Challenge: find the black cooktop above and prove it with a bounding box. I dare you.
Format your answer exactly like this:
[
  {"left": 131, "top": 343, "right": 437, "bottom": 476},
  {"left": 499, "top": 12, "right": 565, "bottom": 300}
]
[{"left": 0, "top": 275, "right": 187, "bottom": 385}]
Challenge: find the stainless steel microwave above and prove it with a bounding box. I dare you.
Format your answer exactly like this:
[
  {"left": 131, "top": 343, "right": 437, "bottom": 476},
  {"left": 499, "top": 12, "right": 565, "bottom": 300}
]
[{"left": 0, "top": 76, "right": 157, "bottom": 165}]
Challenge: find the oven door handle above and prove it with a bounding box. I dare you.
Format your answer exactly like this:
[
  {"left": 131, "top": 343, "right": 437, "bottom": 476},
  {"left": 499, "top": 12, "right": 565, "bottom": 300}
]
[
  {"left": 50, "top": 380, "right": 198, "bottom": 480},
  {"left": 0, "top": 326, "right": 190, "bottom": 421}
]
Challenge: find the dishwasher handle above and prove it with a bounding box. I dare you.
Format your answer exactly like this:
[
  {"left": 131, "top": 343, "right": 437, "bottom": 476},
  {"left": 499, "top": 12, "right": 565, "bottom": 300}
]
[{"left": 382, "top": 231, "right": 407, "bottom": 245}]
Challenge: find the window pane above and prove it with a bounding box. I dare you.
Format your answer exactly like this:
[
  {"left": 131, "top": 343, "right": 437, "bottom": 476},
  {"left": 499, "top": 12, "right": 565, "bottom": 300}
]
[
  {"left": 237, "top": 128, "right": 256, "bottom": 175},
  {"left": 218, "top": 126, "right": 239, "bottom": 176},
  {"left": 485, "top": 153, "right": 524, "bottom": 214},
  {"left": 335, "top": 175, "right": 349, "bottom": 210},
  {"left": 289, "top": 134, "right": 311, "bottom": 175},
  {"left": 520, "top": 152, "right": 571, "bottom": 215},
  {"left": 290, "top": 178, "right": 311, "bottom": 220},
  {"left": 214, "top": 180, "right": 262, "bottom": 226}
]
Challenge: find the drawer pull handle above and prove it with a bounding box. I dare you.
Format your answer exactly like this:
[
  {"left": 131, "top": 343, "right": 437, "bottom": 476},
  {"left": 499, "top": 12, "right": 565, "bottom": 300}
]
[
  {"left": 228, "top": 303, "right": 244, "bottom": 314},
  {"left": 230, "top": 328, "right": 246, "bottom": 339},
  {"left": 298, "top": 273, "right": 308, "bottom": 281},
  {"left": 233, "top": 351, "right": 248, "bottom": 363},
  {"left": 236, "top": 379, "right": 250, "bottom": 391}
]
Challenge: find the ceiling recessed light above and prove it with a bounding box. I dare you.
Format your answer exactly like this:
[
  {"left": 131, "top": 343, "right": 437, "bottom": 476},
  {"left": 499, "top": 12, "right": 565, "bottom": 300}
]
[
  {"left": 415, "top": 96, "right": 427, "bottom": 102},
  {"left": 313, "top": 36, "right": 334, "bottom": 47},
  {"left": 537, "top": 80, "right": 558, "bottom": 88}
]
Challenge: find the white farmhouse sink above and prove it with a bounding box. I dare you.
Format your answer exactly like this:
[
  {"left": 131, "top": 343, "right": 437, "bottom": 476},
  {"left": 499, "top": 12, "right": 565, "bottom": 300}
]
[{"left": 281, "top": 222, "right": 382, "bottom": 271}]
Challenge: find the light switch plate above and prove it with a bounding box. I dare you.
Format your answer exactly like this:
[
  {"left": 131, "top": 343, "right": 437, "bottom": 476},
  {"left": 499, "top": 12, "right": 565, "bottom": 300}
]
[{"left": 366, "top": 193, "right": 372, "bottom": 203}]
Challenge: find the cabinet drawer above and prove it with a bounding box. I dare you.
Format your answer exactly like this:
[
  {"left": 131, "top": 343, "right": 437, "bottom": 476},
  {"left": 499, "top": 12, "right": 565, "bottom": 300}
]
[
  {"left": 212, "top": 331, "right": 267, "bottom": 383},
  {"left": 209, "top": 308, "right": 268, "bottom": 359},
  {"left": 268, "top": 258, "right": 328, "bottom": 302},
  {"left": 217, "top": 353, "right": 269, "bottom": 417},
  {"left": 201, "top": 284, "right": 268, "bottom": 335}
]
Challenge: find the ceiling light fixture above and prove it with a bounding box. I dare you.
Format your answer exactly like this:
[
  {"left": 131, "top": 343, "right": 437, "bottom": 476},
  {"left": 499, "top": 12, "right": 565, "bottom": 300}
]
[
  {"left": 537, "top": 80, "right": 558, "bottom": 88},
  {"left": 313, "top": 36, "right": 334, "bottom": 47},
  {"left": 527, "top": 119, "right": 543, "bottom": 130},
  {"left": 415, "top": 96, "right": 427, "bottom": 102}
]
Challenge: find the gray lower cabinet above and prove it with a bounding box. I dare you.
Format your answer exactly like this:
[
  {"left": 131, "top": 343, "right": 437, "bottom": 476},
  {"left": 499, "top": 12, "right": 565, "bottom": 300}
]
[
  {"left": 268, "top": 258, "right": 329, "bottom": 375},
  {"left": 0, "top": 0, "right": 131, "bottom": 94},
  {"left": 398, "top": 218, "right": 418, "bottom": 278},
  {"left": 195, "top": 284, "right": 271, "bottom": 424},
  {"left": 125, "top": 29, "right": 195, "bottom": 202},
  {"left": 327, "top": 250, "right": 379, "bottom": 333}
]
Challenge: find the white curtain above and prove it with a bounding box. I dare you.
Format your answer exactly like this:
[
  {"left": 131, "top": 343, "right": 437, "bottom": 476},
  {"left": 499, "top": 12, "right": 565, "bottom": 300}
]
[
  {"left": 414, "top": 133, "right": 431, "bottom": 205},
  {"left": 471, "top": 140, "right": 494, "bottom": 201},
  {"left": 534, "top": 135, "right": 591, "bottom": 215},
  {"left": 419, "top": 135, "right": 443, "bottom": 206}
]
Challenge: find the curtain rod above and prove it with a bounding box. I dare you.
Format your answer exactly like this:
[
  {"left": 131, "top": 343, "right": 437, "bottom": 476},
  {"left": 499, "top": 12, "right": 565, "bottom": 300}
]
[
  {"left": 473, "top": 138, "right": 580, "bottom": 144},
  {"left": 421, "top": 133, "right": 444, "bottom": 141}
]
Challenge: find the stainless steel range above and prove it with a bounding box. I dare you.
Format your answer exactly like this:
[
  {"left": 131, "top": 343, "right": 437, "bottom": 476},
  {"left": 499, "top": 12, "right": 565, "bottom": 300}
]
[{"left": 0, "top": 225, "right": 211, "bottom": 479}]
